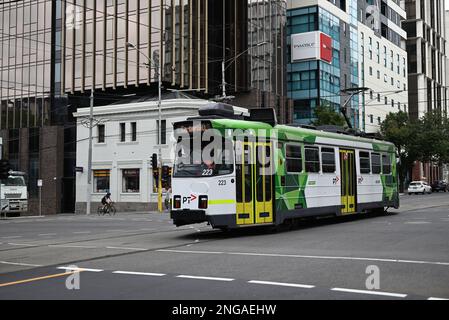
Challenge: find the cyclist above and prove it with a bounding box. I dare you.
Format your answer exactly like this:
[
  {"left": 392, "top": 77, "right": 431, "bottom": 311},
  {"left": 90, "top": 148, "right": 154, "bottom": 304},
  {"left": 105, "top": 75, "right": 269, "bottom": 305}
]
[{"left": 101, "top": 192, "right": 112, "bottom": 213}]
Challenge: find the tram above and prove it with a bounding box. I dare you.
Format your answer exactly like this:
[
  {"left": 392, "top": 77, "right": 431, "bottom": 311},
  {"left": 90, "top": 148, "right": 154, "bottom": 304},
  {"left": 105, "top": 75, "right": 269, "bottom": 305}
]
[{"left": 170, "top": 103, "right": 399, "bottom": 230}]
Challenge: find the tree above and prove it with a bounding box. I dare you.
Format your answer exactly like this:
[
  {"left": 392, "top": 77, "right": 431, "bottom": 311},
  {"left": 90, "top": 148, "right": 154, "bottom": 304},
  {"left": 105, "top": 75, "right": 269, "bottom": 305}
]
[
  {"left": 312, "top": 106, "right": 347, "bottom": 127},
  {"left": 380, "top": 111, "right": 420, "bottom": 192}
]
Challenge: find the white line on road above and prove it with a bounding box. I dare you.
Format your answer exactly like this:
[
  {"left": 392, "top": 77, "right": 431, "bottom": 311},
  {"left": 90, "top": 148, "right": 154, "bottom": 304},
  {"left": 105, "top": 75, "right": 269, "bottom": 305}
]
[
  {"left": 113, "top": 271, "right": 166, "bottom": 277},
  {"left": 48, "top": 245, "right": 97, "bottom": 249},
  {"left": 331, "top": 288, "right": 407, "bottom": 298},
  {"left": 176, "top": 275, "right": 235, "bottom": 282},
  {"left": 72, "top": 231, "right": 91, "bottom": 234},
  {"left": 106, "top": 246, "right": 147, "bottom": 251},
  {"left": 1, "top": 236, "right": 23, "bottom": 239},
  {"left": 38, "top": 233, "right": 57, "bottom": 237},
  {"left": 428, "top": 297, "right": 449, "bottom": 300},
  {"left": 0, "top": 261, "right": 43, "bottom": 267},
  {"left": 158, "top": 249, "right": 224, "bottom": 255},
  {"left": 57, "top": 266, "right": 103, "bottom": 272},
  {"left": 404, "top": 221, "right": 431, "bottom": 225},
  {"left": 248, "top": 280, "right": 315, "bottom": 289},
  {"left": 7, "top": 243, "right": 38, "bottom": 247},
  {"left": 156, "top": 249, "right": 449, "bottom": 267}
]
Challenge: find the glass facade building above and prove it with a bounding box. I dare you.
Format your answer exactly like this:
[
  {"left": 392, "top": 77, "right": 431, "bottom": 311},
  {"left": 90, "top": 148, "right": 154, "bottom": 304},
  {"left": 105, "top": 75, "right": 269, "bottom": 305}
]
[{"left": 287, "top": 4, "right": 360, "bottom": 127}]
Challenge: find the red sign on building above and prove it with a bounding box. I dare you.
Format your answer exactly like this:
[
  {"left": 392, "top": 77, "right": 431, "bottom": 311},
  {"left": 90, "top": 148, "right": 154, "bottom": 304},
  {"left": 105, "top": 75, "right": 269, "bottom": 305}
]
[{"left": 320, "top": 33, "right": 333, "bottom": 63}]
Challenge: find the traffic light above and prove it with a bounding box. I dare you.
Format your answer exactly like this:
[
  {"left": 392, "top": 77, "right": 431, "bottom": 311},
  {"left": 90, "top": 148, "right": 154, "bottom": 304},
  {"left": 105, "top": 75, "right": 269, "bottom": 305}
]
[
  {"left": 151, "top": 153, "right": 158, "bottom": 170},
  {"left": 0, "top": 159, "right": 11, "bottom": 180}
]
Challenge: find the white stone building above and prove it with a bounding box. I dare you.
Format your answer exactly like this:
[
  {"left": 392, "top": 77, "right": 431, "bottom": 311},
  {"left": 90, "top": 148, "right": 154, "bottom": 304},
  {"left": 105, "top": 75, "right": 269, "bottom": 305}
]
[
  {"left": 358, "top": 1, "right": 409, "bottom": 133},
  {"left": 74, "top": 96, "right": 210, "bottom": 213}
]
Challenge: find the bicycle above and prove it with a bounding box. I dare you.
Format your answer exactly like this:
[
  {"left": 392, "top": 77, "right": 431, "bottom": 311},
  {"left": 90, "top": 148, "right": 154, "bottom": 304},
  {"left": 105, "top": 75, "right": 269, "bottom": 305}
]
[{"left": 97, "top": 202, "right": 117, "bottom": 216}]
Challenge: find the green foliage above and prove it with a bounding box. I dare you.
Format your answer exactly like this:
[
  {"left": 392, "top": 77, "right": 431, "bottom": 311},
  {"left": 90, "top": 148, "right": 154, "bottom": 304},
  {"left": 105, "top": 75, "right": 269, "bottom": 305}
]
[
  {"left": 312, "top": 106, "right": 347, "bottom": 127},
  {"left": 380, "top": 110, "right": 449, "bottom": 191}
]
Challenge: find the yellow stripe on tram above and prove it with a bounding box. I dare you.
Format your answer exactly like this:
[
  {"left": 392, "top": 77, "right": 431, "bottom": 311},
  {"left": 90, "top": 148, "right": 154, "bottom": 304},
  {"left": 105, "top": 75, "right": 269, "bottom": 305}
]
[{"left": 209, "top": 200, "right": 236, "bottom": 205}]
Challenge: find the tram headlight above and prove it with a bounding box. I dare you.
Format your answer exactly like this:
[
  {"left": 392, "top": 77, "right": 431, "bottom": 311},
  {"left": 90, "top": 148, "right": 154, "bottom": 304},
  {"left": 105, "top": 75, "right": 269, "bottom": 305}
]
[
  {"left": 199, "top": 195, "right": 208, "bottom": 209},
  {"left": 173, "top": 195, "right": 181, "bottom": 209}
]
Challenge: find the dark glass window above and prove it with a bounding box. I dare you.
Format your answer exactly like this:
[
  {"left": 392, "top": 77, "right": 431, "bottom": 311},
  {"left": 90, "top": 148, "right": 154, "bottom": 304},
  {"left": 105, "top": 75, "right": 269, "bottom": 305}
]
[
  {"left": 98, "top": 124, "right": 105, "bottom": 143},
  {"left": 321, "top": 148, "right": 336, "bottom": 173},
  {"left": 157, "top": 120, "right": 167, "bottom": 145},
  {"left": 120, "top": 123, "right": 126, "bottom": 142},
  {"left": 131, "top": 122, "right": 137, "bottom": 141},
  {"left": 371, "top": 153, "right": 381, "bottom": 174},
  {"left": 305, "top": 147, "right": 320, "bottom": 173},
  {"left": 122, "top": 169, "right": 140, "bottom": 193},
  {"left": 360, "top": 151, "right": 371, "bottom": 174},
  {"left": 382, "top": 154, "right": 392, "bottom": 174},
  {"left": 285, "top": 144, "right": 302, "bottom": 173}
]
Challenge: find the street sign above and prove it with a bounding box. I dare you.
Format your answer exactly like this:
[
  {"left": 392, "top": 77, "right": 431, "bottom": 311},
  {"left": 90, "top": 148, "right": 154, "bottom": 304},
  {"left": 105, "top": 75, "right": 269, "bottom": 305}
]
[{"left": 37, "top": 179, "right": 43, "bottom": 187}]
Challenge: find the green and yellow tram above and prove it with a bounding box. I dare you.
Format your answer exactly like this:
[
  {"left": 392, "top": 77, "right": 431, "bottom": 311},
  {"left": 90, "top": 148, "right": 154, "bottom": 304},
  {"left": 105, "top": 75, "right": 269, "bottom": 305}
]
[{"left": 170, "top": 103, "right": 399, "bottom": 230}]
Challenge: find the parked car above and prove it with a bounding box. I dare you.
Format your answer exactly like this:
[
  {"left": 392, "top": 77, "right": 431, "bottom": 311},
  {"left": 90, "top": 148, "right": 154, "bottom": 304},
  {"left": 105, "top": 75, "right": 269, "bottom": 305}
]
[
  {"left": 431, "top": 180, "right": 448, "bottom": 192},
  {"left": 408, "top": 181, "right": 432, "bottom": 195}
]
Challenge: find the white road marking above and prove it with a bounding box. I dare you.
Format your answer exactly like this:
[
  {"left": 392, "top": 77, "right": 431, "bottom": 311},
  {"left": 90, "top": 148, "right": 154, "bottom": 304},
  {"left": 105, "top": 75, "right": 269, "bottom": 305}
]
[
  {"left": 48, "top": 244, "right": 97, "bottom": 249},
  {"left": 72, "top": 231, "right": 91, "bottom": 234},
  {"left": 428, "top": 297, "right": 449, "bottom": 300},
  {"left": 248, "top": 280, "right": 315, "bottom": 289},
  {"left": 176, "top": 275, "right": 235, "bottom": 282},
  {"left": 1, "top": 236, "right": 23, "bottom": 239},
  {"left": 38, "top": 233, "right": 57, "bottom": 237},
  {"left": 331, "top": 288, "right": 407, "bottom": 298},
  {"left": 158, "top": 249, "right": 224, "bottom": 255},
  {"left": 107, "top": 230, "right": 126, "bottom": 233},
  {"left": 7, "top": 243, "right": 37, "bottom": 247},
  {"left": 58, "top": 266, "right": 103, "bottom": 272},
  {"left": 0, "top": 261, "right": 43, "bottom": 267},
  {"left": 404, "top": 221, "right": 431, "bottom": 225},
  {"left": 156, "top": 249, "right": 449, "bottom": 267},
  {"left": 113, "top": 271, "right": 166, "bottom": 277},
  {"left": 106, "top": 246, "right": 147, "bottom": 251},
  {"left": 139, "top": 228, "right": 155, "bottom": 231}
]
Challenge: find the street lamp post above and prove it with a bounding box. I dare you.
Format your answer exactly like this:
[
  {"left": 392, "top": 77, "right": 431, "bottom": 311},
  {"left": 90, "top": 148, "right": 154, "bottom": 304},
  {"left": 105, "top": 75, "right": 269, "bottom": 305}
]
[
  {"left": 127, "top": 42, "right": 163, "bottom": 213},
  {"left": 86, "top": 89, "right": 94, "bottom": 215}
]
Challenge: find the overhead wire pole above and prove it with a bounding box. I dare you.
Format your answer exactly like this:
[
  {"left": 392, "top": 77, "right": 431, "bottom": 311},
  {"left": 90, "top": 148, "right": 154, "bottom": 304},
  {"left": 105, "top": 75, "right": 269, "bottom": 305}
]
[
  {"left": 86, "top": 89, "right": 94, "bottom": 215},
  {"left": 126, "top": 42, "right": 163, "bottom": 213}
]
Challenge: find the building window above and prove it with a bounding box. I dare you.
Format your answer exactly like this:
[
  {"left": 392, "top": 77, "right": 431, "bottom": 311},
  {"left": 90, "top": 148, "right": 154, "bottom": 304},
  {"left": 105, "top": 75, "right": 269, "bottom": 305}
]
[
  {"left": 120, "top": 123, "right": 126, "bottom": 142},
  {"left": 98, "top": 124, "right": 105, "bottom": 143},
  {"left": 93, "top": 170, "right": 110, "bottom": 193},
  {"left": 122, "top": 169, "right": 140, "bottom": 193},
  {"left": 131, "top": 122, "right": 137, "bottom": 141},
  {"left": 157, "top": 120, "right": 167, "bottom": 145}
]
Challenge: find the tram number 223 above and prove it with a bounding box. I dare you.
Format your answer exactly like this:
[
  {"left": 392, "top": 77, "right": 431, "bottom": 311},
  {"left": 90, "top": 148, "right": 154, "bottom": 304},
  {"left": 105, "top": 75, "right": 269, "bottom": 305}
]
[{"left": 218, "top": 180, "right": 227, "bottom": 186}]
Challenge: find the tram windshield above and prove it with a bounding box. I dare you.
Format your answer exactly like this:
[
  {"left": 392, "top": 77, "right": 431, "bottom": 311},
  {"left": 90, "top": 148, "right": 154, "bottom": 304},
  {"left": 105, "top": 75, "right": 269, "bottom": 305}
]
[{"left": 173, "top": 122, "right": 234, "bottom": 178}]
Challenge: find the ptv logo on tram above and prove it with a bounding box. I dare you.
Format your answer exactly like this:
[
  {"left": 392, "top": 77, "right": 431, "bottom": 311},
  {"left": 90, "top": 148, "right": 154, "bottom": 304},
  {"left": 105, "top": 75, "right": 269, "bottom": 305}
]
[{"left": 182, "top": 194, "right": 197, "bottom": 204}]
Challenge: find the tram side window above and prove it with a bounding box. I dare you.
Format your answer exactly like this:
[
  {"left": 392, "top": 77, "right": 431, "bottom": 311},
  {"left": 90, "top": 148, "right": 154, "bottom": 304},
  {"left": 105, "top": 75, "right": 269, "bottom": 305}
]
[
  {"left": 305, "top": 147, "right": 320, "bottom": 173},
  {"left": 382, "top": 154, "right": 392, "bottom": 174},
  {"left": 359, "top": 152, "right": 371, "bottom": 174},
  {"left": 321, "top": 148, "right": 336, "bottom": 173},
  {"left": 371, "top": 153, "right": 382, "bottom": 174},
  {"left": 286, "top": 144, "right": 303, "bottom": 173}
]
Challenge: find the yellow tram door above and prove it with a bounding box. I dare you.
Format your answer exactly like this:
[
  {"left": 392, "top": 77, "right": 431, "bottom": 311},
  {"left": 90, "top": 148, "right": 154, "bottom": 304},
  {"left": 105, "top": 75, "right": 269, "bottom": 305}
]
[
  {"left": 340, "top": 149, "right": 356, "bottom": 215},
  {"left": 254, "top": 143, "right": 273, "bottom": 224},
  {"left": 236, "top": 142, "right": 255, "bottom": 225}
]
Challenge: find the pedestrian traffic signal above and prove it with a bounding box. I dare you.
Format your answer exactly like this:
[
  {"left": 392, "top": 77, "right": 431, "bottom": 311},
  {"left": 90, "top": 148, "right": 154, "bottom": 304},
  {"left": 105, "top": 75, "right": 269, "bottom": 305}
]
[
  {"left": 151, "top": 153, "right": 158, "bottom": 170},
  {"left": 0, "top": 159, "right": 11, "bottom": 180}
]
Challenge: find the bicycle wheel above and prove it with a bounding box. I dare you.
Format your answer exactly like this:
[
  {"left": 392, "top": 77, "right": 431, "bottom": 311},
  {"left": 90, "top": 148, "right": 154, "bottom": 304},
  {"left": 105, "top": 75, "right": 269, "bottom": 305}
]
[{"left": 110, "top": 205, "right": 117, "bottom": 216}]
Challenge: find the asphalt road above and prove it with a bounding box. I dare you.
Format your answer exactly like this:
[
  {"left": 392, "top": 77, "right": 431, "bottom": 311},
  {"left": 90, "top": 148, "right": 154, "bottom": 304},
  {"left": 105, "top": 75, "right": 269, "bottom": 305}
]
[{"left": 1, "top": 193, "right": 449, "bottom": 300}]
